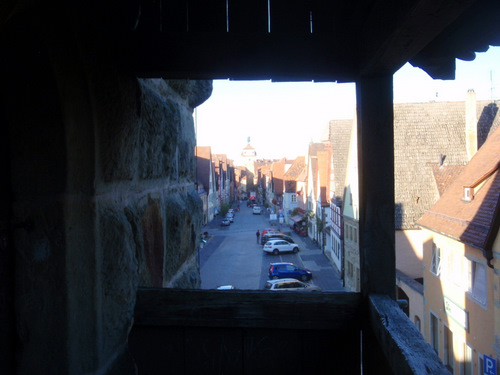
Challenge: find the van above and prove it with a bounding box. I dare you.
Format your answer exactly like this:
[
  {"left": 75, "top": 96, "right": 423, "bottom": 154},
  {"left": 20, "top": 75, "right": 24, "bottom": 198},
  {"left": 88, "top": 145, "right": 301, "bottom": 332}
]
[{"left": 252, "top": 206, "right": 262, "bottom": 215}]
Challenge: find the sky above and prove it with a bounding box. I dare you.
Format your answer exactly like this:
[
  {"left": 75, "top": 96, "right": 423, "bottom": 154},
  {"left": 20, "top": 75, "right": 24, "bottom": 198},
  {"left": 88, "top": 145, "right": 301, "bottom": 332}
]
[{"left": 195, "top": 46, "right": 500, "bottom": 161}]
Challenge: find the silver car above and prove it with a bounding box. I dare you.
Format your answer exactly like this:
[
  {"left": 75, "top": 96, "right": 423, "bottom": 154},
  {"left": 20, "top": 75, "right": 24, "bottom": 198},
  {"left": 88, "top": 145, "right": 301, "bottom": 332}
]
[
  {"left": 263, "top": 239, "right": 299, "bottom": 255},
  {"left": 264, "top": 278, "right": 321, "bottom": 292}
]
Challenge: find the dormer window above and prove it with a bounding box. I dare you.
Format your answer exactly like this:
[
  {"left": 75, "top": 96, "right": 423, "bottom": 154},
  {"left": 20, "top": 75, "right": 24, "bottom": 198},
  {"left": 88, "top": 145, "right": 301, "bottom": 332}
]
[
  {"left": 463, "top": 187, "right": 473, "bottom": 202},
  {"left": 462, "top": 161, "right": 500, "bottom": 203}
]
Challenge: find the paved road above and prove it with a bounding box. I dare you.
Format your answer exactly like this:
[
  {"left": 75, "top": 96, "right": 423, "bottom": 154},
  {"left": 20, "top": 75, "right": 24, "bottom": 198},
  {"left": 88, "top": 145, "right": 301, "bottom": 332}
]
[{"left": 200, "top": 203, "right": 345, "bottom": 292}]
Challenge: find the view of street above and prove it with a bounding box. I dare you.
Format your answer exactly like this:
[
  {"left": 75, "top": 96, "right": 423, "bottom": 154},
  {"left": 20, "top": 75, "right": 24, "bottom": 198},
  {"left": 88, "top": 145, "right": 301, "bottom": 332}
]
[{"left": 200, "top": 203, "right": 345, "bottom": 292}]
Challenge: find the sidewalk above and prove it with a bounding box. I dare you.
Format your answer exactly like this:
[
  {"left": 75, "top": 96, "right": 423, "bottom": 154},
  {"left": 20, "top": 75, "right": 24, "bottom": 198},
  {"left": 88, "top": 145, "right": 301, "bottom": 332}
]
[{"left": 271, "top": 221, "right": 345, "bottom": 292}]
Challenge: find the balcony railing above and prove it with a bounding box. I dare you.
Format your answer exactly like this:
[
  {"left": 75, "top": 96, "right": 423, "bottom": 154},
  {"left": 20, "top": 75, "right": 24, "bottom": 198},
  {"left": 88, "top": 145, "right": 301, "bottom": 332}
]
[{"left": 129, "top": 288, "right": 448, "bottom": 374}]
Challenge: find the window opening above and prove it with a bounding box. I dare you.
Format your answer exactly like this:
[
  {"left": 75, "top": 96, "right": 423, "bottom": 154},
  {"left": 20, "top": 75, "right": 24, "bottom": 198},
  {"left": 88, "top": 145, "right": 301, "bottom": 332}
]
[
  {"left": 431, "top": 244, "right": 441, "bottom": 277},
  {"left": 444, "top": 325, "right": 454, "bottom": 372},
  {"left": 430, "top": 312, "right": 439, "bottom": 355}
]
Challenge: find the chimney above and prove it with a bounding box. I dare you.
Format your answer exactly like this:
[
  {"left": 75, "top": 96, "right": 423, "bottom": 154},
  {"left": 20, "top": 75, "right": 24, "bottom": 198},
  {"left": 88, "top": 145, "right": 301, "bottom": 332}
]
[{"left": 465, "top": 89, "right": 478, "bottom": 160}]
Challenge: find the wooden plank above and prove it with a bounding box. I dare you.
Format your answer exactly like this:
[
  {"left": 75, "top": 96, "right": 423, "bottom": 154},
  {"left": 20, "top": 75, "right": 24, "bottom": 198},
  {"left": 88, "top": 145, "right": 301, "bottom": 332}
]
[
  {"left": 130, "top": 325, "right": 361, "bottom": 374},
  {"left": 130, "top": 32, "right": 356, "bottom": 81},
  {"left": 185, "top": 327, "right": 244, "bottom": 373},
  {"left": 134, "top": 288, "right": 362, "bottom": 330},
  {"left": 269, "top": 0, "right": 311, "bottom": 34},
  {"left": 356, "top": 74, "right": 396, "bottom": 297},
  {"left": 162, "top": 0, "right": 188, "bottom": 32},
  {"left": 310, "top": 0, "right": 337, "bottom": 34},
  {"left": 128, "top": 326, "right": 185, "bottom": 373},
  {"left": 244, "top": 329, "right": 305, "bottom": 373},
  {"left": 359, "top": 0, "right": 478, "bottom": 76},
  {"left": 368, "top": 294, "right": 449, "bottom": 375},
  {"left": 136, "top": 0, "right": 163, "bottom": 32},
  {"left": 187, "top": 0, "right": 227, "bottom": 32},
  {"left": 228, "top": 0, "right": 268, "bottom": 33}
]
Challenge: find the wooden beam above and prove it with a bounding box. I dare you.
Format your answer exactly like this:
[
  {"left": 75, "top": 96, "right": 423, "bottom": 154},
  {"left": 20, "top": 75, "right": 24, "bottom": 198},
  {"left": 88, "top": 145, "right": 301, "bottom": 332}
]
[
  {"left": 356, "top": 74, "right": 395, "bottom": 297},
  {"left": 130, "top": 32, "right": 355, "bottom": 81},
  {"left": 410, "top": 0, "right": 500, "bottom": 79},
  {"left": 359, "top": 0, "right": 478, "bottom": 76},
  {"left": 134, "top": 288, "right": 362, "bottom": 330}
]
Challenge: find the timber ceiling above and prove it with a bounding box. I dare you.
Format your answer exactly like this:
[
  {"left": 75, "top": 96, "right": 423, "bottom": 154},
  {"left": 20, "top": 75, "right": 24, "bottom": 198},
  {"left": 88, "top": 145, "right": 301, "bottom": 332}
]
[{"left": 130, "top": 0, "right": 500, "bottom": 82}]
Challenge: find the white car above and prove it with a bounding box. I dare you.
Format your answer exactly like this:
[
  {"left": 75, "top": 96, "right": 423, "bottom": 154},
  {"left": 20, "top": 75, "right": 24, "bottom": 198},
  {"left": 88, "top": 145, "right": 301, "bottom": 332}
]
[
  {"left": 216, "top": 285, "right": 235, "bottom": 290},
  {"left": 252, "top": 206, "right": 262, "bottom": 214},
  {"left": 264, "top": 278, "right": 321, "bottom": 292},
  {"left": 263, "top": 239, "right": 299, "bottom": 255}
]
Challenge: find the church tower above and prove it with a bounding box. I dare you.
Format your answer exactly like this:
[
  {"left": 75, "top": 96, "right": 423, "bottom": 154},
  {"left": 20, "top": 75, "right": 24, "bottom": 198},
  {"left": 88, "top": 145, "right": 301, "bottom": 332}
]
[{"left": 240, "top": 137, "right": 257, "bottom": 175}]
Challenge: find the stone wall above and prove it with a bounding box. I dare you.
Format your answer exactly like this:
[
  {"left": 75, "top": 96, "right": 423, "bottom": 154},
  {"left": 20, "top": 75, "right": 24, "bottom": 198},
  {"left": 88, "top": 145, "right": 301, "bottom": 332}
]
[{"left": 2, "top": 25, "right": 212, "bottom": 373}]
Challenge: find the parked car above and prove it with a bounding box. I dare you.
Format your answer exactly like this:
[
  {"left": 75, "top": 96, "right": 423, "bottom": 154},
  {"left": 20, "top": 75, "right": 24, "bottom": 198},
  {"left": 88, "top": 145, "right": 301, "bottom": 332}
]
[
  {"left": 220, "top": 218, "right": 231, "bottom": 226},
  {"left": 268, "top": 262, "right": 312, "bottom": 281},
  {"left": 225, "top": 213, "right": 234, "bottom": 222},
  {"left": 263, "top": 239, "right": 299, "bottom": 255},
  {"left": 216, "top": 285, "right": 235, "bottom": 290},
  {"left": 261, "top": 228, "right": 276, "bottom": 236},
  {"left": 264, "top": 278, "right": 321, "bottom": 292},
  {"left": 261, "top": 229, "right": 281, "bottom": 237},
  {"left": 261, "top": 233, "right": 294, "bottom": 245},
  {"left": 252, "top": 206, "right": 262, "bottom": 214}
]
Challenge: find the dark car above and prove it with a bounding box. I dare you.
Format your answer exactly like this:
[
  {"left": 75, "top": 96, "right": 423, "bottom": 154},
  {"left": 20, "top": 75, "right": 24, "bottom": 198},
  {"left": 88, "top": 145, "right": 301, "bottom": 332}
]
[
  {"left": 261, "top": 233, "right": 294, "bottom": 245},
  {"left": 268, "top": 262, "right": 312, "bottom": 281}
]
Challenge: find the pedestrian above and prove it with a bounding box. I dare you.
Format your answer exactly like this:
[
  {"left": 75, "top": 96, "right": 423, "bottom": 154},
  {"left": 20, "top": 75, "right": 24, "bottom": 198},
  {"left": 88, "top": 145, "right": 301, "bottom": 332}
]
[{"left": 256, "top": 230, "right": 260, "bottom": 244}]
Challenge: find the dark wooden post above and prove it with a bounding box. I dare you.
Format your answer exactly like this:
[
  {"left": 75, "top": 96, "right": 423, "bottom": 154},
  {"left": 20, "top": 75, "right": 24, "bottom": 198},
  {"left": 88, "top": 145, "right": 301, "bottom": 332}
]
[
  {"left": 356, "top": 74, "right": 395, "bottom": 374},
  {"left": 356, "top": 74, "right": 395, "bottom": 298}
]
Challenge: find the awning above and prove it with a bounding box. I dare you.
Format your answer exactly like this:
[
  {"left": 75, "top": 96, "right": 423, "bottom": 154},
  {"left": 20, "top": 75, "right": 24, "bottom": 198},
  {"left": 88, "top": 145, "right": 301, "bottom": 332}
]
[{"left": 291, "top": 215, "right": 304, "bottom": 222}]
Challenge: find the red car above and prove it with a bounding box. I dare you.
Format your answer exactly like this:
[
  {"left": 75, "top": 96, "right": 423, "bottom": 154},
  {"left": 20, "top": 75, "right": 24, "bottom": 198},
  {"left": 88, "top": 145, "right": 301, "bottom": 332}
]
[{"left": 261, "top": 228, "right": 276, "bottom": 237}]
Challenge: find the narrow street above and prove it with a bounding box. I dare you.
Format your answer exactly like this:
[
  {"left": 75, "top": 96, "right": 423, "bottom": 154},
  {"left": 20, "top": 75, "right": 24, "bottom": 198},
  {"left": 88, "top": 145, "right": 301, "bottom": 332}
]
[{"left": 200, "top": 203, "right": 345, "bottom": 291}]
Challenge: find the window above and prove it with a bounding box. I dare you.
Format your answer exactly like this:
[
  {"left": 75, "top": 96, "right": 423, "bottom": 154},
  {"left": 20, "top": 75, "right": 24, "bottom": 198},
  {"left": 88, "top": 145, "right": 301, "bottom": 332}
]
[
  {"left": 344, "top": 223, "right": 358, "bottom": 243},
  {"left": 414, "top": 316, "right": 421, "bottom": 333},
  {"left": 347, "top": 261, "right": 353, "bottom": 278},
  {"left": 444, "top": 325, "right": 454, "bottom": 372},
  {"left": 463, "top": 187, "right": 472, "bottom": 202},
  {"left": 460, "top": 343, "right": 472, "bottom": 375},
  {"left": 431, "top": 244, "right": 441, "bottom": 277},
  {"left": 430, "top": 313, "right": 439, "bottom": 355},
  {"left": 468, "top": 260, "right": 487, "bottom": 305},
  {"left": 291, "top": 194, "right": 297, "bottom": 203},
  {"left": 447, "top": 251, "right": 468, "bottom": 289}
]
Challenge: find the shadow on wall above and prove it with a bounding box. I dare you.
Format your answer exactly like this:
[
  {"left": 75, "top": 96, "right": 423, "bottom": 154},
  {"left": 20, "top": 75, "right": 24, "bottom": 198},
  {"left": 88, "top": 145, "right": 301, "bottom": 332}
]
[{"left": 478, "top": 103, "right": 499, "bottom": 148}]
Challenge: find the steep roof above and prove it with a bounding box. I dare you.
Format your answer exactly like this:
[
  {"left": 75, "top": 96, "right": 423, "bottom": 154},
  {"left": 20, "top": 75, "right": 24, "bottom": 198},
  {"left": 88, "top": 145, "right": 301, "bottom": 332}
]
[
  {"left": 271, "top": 158, "right": 286, "bottom": 195},
  {"left": 317, "top": 151, "right": 330, "bottom": 206},
  {"left": 284, "top": 156, "right": 306, "bottom": 192},
  {"left": 329, "top": 119, "right": 353, "bottom": 203},
  {"left": 260, "top": 164, "right": 271, "bottom": 175},
  {"left": 308, "top": 143, "right": 326, "bottom": 203},
  {"left": 431, "top": 164, "right": 466, "bottom": 196},
  {"left": 195, "top": 146, "right": 212, "bottom": 190},
  {"left": 394, "top": 99, "right": 499, "bottom": 230},
  {"left": 417, "top": 125, "right": 500, "bottom": 260}
]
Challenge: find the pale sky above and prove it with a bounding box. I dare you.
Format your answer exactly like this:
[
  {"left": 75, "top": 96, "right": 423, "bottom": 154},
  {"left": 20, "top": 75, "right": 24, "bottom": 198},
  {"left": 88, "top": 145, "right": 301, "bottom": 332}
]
[{"left": 195, "top": 46, "right": 500, "bottom": 161}]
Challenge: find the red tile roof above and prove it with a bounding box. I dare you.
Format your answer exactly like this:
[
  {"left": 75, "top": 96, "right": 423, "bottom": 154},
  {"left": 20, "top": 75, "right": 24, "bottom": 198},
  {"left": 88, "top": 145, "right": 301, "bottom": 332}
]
[{"left": 417, "top": 126, "right": 500, "bottom": 253}]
